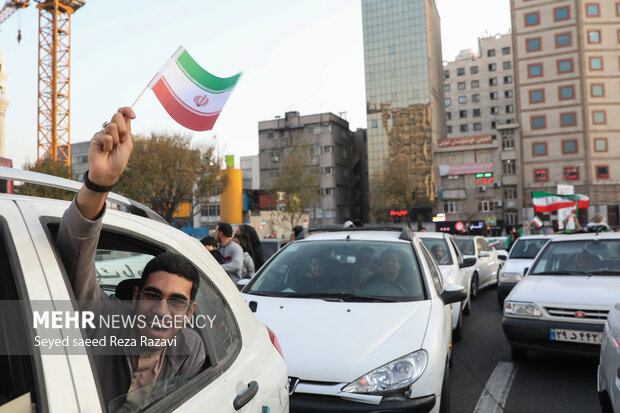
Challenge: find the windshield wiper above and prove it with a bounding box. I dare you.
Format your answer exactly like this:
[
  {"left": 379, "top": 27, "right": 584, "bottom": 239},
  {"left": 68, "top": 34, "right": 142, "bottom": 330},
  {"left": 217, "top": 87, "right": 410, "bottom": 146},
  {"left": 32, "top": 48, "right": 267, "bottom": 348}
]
[
  {"left": 586, "top": 270, "right": 620, "bottom": 276},
  {"left": 278, "top": 292, "right": 399, "bottom": 302},
  {"left": 531, "top": 271, "right": 587, "bottom": 276}
]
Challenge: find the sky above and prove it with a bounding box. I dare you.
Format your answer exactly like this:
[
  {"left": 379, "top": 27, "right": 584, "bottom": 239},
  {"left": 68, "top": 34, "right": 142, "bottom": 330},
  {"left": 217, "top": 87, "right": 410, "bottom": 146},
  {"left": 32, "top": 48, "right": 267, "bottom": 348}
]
[{"left": 1, "top": 0, "right": 511, "bottom": 169}]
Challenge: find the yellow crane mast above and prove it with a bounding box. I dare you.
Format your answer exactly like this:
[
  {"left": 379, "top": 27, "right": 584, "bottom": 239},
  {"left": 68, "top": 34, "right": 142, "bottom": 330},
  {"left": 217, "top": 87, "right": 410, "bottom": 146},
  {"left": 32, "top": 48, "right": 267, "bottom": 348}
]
[{"left": 0, "top": 0, "right": 85, "bottom": 168}]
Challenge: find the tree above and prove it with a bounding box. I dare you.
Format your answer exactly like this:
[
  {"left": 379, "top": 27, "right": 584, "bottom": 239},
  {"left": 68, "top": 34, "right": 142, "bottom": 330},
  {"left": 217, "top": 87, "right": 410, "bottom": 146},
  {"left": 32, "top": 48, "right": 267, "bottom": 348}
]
[
  {"left": 271, "top": 132, "right": 321, "bottom": 230},
  {"left": 115, "top": 132, "right": 228, "bottom": 224},
  {"left": 17, "top": 157, "right": 74, "bottom": 200}
]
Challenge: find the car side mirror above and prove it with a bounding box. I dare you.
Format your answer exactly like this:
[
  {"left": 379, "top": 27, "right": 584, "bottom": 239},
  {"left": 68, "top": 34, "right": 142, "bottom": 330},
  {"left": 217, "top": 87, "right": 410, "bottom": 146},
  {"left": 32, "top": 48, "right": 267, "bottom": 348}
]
[
  {"left": 498, "top": 254, "right": 507, "bottom": 261},
  {"left": 440, "top": 284, "right": 467, "bottom": 305},
  {"left": 479, "top": 250, "right": 490, "bottom": 258},
  {"left": 460, "top": 257, "right": 477, "bottom": 268},
  {"left": 523, "top": 267, "right": 529, "bottom": 276}
]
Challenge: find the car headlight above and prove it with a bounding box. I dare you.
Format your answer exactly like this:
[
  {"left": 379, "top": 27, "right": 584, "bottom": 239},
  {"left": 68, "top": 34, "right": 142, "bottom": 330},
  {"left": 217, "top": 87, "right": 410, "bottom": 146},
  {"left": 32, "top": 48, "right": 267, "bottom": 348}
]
[
  {"left": 499, "top": 272, "right": 522, "bottom": 282},
  {"left": 341, "top": 350, "right": 428, "bottom": 394},
  {"left": 504, "top": 301, "right": 542, "bottom": 317}
]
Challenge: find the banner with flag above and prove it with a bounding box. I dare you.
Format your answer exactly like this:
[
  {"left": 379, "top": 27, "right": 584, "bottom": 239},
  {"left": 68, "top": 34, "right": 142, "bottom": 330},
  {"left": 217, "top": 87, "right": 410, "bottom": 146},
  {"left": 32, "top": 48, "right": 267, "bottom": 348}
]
[
  {"left": 148, "top": 46, "right": 241, "bottom": 131},
  {"left": 531, "top": 191, "right": 590, "bottom": 213}
]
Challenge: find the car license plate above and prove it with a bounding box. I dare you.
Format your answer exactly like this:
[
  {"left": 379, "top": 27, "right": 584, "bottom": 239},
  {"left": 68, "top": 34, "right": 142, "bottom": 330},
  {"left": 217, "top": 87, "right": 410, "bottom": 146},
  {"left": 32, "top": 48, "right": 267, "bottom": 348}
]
[{"left": 550, "top": 328, "right": 602, "bottom": 344}]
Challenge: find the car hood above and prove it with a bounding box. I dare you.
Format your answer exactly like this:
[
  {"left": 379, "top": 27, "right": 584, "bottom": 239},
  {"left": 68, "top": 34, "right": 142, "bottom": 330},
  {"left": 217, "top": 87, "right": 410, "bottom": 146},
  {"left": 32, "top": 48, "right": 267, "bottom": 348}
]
[
  {"left": 502, "top": 258, "right": 534, "bottom": 274},
  {"left": 509, "top": 276, "right": 620, "bottom": 307},
  {"left": 242, "top": 294, "right": 431, "bottom": 383}
]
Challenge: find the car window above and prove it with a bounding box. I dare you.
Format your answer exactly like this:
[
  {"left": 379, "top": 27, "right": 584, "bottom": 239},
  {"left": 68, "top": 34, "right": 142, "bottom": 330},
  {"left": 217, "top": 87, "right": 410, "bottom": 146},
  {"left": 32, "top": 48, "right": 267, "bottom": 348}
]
[
  {"left": 455, "top": 239, "right": 475, "bottom": 255},
  {"left": 421, "top": 238, "right": 454, "bottom": 265},
  {"left": 529, "top": 239, "right": 620, "bottom": 275},
  {"left": 509, "top": 239, "right": 549, "bottom": 259},
  {"left": 247, "top": 240, "right": 426, "bottom": 301},
  {"left": 420, "top": 244, "right": 444, "bottom": 295},
  {"left": 260, "top": 240, "right": 279, "bottom": 259},
  {"left": 479, "top": 238, "right": 490, "bottom": 251}
]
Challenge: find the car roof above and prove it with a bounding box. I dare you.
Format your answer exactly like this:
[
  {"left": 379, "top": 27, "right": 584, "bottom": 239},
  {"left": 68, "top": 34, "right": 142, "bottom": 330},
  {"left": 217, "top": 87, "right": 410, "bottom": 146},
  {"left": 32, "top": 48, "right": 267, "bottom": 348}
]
[
  {"left": 416, "top": 231, "right": 449, "bottom": 240},
  {"left": 546, "top": 232, "right": 620, "bottom": 242},
  {"left": 299, "top": 230, "right": 412, "bottom": 243},
  {"left": 454, "top": 235, "right": 478, "bottom": 240}
]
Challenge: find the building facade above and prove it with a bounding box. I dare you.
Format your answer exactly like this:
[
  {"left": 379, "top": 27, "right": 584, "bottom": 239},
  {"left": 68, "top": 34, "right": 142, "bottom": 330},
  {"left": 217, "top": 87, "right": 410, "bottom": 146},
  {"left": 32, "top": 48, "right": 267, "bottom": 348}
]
[
  {"left": 240, "top": 155, "right": 260, "bottom": 190},
  {"left": 511, "top": 0, "right": 620, "bottom": 226},
  {"left": 437, "top": 34, "right": 523, "bottom": 230},
  {"left": 258, "top": 111, "right": 369, "bottom": 226},
  {"left": 70, "top": 140, "right": 90, "bottom": 181},
  {"left": 362, "top": 0, "right": 445, "bottom": 219}
]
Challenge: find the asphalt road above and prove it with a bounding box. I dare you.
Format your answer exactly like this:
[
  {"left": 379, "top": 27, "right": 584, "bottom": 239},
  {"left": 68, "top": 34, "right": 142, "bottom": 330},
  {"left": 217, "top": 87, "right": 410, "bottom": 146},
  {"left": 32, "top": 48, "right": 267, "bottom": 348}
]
[{"left": 448, "top": 286, "right": 600, "bottom": 413}]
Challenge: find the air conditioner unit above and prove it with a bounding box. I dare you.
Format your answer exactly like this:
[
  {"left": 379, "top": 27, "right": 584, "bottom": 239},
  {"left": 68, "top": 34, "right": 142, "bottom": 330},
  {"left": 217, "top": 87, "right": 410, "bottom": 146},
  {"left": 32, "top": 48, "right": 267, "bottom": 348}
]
[
  {"left": 494, "top": 200, "right": 503, "bottom": 207},
  {"left": 494, "top": 182, "right": 500, "bottom": 188},
  {"left": 272, "top": 156, "right": 279, "bottom": 163},
  {"left": 478, "top": 186, "right": 486, "bottom": 193}
]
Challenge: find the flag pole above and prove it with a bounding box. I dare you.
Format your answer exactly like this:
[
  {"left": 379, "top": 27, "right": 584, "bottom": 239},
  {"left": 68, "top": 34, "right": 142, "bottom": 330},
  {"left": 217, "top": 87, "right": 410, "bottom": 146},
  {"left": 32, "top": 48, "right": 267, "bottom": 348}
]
[
  {"left": 131, "top": 46, "right": 184, "bottom": 109},
  {"left": 131, "top": 84, "right": 149, "bottom": 109}
]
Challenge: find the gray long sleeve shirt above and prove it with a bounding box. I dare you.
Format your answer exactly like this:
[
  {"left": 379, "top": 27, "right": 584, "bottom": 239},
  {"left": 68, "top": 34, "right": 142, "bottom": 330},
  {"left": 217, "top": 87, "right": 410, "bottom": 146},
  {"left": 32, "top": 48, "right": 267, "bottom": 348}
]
[{"left": 218, "top": 240, "right": 244, "bottom": 283}]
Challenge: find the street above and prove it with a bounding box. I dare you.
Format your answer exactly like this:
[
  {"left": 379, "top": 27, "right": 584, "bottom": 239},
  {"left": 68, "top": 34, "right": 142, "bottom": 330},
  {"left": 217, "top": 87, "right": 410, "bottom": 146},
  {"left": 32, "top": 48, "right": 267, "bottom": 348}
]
[{"left": 449, "top": 286, "right": 599, "bottom": 412}]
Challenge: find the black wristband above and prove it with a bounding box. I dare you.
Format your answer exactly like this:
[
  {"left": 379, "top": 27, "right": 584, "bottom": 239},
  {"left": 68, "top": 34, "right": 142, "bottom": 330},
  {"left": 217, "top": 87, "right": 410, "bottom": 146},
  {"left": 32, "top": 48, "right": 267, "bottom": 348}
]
[{"left": 83, "top": 170, "right": 116, "bottom": 193}]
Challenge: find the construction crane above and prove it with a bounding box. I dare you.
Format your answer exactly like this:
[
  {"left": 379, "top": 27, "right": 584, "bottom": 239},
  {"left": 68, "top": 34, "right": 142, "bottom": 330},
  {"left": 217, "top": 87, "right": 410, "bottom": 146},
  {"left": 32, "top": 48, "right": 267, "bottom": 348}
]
[{"left": 0, "top": 0, "right": 85, "bottom": 168}]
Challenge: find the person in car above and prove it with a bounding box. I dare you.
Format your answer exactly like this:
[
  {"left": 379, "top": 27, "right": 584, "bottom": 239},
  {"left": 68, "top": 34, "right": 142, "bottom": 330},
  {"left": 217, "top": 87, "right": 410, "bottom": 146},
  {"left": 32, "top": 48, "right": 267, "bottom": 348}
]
[
  {"left": 570, "top": 251, "right": 601, "bottom": 272},
  {"left": 431, "top": 244, "right": 450, "bottom": 265},
  {"left": 364, "top": 248, "right": 408, "bottom": 292},
  {"left": 55, "top": 107, "right": 205, "bottom": 407},
  {"left": 294, "top": 253, "right": 330, "bottom": 292},
  {"left": 354, "top": 246, "right": 378, "bottom": 286}
]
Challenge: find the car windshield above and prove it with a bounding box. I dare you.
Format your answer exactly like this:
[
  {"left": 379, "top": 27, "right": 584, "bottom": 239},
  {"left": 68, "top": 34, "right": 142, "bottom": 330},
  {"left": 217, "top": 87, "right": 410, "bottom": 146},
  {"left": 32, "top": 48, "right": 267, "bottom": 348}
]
[
  {"left": 260, "top": 240, "right": 279, "bottom": 259},
  {"left": 529, "top": 239, "right": 620, "bottom": 276},
  {"left": 245, "top": 240, "right": 426, "bottom": 302},
  {"left": 420, "top": 238, "right": 454, "bottom": 265},
  {"left": 509, "top": 239, "right": 549, "bottom": 259},
  {"left": 455, "top": 239, "right": 475, "bottom": 256}
]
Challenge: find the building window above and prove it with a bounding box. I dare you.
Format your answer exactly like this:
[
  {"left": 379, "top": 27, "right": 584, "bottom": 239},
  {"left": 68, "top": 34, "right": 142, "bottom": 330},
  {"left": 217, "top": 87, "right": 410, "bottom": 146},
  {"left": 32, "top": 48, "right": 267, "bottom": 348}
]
[
  {"left": 504, "top": 187, "right": 518, "bottom": 199},
  {"left": 596, "top": 165, "right": 609, "bottom": 179},
  {"left": 443, "top": 70, "right": 450, "bottom": 79},
  {"left": 589, "top": 57, "right": 603, "bottom": 70},
  {"left": 529, "top": 89, "right": 545, "bottom": 103},
  {"left": 534, "top": 168, "right": 549, "bottom": 182},
  {"left": 588, "top": 30, "right": 601, "bottom": 43},
  {"left": 555, "top": 32, "right": 571, "bottom": 47},
  {"left": 617, "top": 2, "right": 620, "bottom": 16},
  {"left": 504, "top": 75, "right": 513, "bottom": 84},
  {"left": 444, "top": 84, "right": 451, "bottom": 92},
  {"left": 488, "top": 49, "right": 496, "bottom": 57},
  {"left": 478, "top": 200, "right": 494, "bottom": 213},
  {"left": 554, "top": 6, "right": 570, "bottom": 21},
  {"left": 459, "top": 110, "right": 467, "bottom": 118},
  {"left": 505, "top": 90, "right": 514, "bottom": 98},
  {"left": 526, "top": 37, "right": 541, "bottom": 52},
  {"left": 323, "top": 145, "right": 333, "bottom": 153},
  {"left": 586, "top": 3, "right": 600, "bottom": 17},
  {"left": 560, "top": 112, "right": 577, "bottom": 127},
  {"left": 562, "top": 139, "right": 578, "bottom": 154},
  {"left": 502, "top": 47, "right": 511, "bottom": 55},
  {"left": 591, "top": 84, "right": 605, "bottom": 97},
  {"left": 503, "top": 160, "right": 516, "bottom": 175},
  {"left": 474, "top": 123, "right": 482, "bottom": 131},
  {"left": 489, "top": 63, "right": 497, "bottom": 72},
  {"left": 443, "top": 202, "right": 460, "bottom": 213},
  {"left": 489, "top": 77, "right": 498, "bottom": 86},
  {"left": 445, "top": 98, "right": 451, "bottom": 106},
  {"left": 473, "top": 108, "right": 481, "bottom": 117},
  {"left": 322, "top": 166, "right": 334, "bottom": 175},
  {"left": 457, "top": 68, "right": 465, "bottom": 76},
  {"left": 471, "top": 80, "right": 479, "bottom": 88},
  {"left": 528, "top": 63, "right": 543, "bottom": 77},
  {"left": 557, "top": 59, "right": 573, "bottom": 73},
  {"left": 533, "top": 142, "right": 547, "bottom": 156},
  {"left": 491, "top": 121, "right": 497, "bottom": 129},
  {"left": 490, "top": 92, "right": 498, "bottom": 100},
  {"left": 531, "top": 115, "right": 546, "bottom": 130},
  {"left": 506, "top": 105, "right": 514, "bottom": 113},
  {"left": 525, "top": 12, "right": 540, "bottom": 26},
  {"left": 491, "top": 106, "right": 499, "bottom": 115},
  {"left": 446, "top": 112, "right": 452, "bottom": 120},
  {"left": 460, "top": 124, "right": 469, "bottom": 132},
  {"left": 472, "top": 94, "right": 480, "bottom": 102},
  {"left": 447, "top": 125, "right": 453, "bottom": 134},
  {"left": 371, "top": 119, "right": 378, "bottom": 128},
  {"left": 503, "top": 61, "right": 511, "bottom": 70},
  {"left": 594, "top": 138, "right": 608, "bottom": 152},
  {"left": 502, "top": 135, "right": 515, "bottom": 150},
  {"left": 593, "top": 111, "right": 606, "bottom": 124},
  {"left": 458, "top": 82, "right": 466, "bottom": 90},
  {"left": 470, "top": 66, "right": 479, "bottom": 74},
  {"left": 458, "top": 96, "right": 467, "bottom": 104},
  {"left": 559, "top": 85, "right": 575, "bottom": 100}
]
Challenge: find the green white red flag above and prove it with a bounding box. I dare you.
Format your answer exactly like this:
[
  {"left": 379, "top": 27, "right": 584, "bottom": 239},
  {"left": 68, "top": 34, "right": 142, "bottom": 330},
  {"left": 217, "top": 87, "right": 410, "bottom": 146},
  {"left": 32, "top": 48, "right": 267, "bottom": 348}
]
[
  {"left": 531, "top": 191, "right": 590, "bottom": 213},
  {"left": 531, "top": 216, "right": 543, "bottom": 228},
  {"left": 148, "top": 46, "right": 241, "bottom": 131}
]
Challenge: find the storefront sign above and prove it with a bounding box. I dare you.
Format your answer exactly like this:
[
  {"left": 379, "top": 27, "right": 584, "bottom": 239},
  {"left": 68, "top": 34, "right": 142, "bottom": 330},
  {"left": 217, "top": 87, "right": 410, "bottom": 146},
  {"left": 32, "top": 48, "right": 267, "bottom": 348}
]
[{"left": 438, "top": 135, "right": 493, "bottom": 148}]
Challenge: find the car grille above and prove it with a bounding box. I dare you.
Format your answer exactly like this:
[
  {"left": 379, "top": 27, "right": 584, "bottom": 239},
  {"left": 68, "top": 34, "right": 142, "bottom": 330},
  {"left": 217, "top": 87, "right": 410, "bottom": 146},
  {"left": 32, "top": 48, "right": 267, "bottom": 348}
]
[{"left": 545, "top": 307, "right": 609, "bottom": 320}]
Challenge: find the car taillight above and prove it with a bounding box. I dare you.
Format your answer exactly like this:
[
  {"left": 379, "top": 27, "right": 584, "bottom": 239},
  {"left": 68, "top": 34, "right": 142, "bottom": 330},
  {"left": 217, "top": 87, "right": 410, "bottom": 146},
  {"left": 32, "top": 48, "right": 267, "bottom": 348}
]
[{"left": 267, "top": 327, "right": 284, "bottom": 359}]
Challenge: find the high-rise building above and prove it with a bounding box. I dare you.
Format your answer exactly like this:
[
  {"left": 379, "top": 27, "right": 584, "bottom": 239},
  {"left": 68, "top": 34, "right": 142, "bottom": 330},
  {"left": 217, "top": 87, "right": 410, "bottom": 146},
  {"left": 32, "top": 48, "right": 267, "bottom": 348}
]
[
  {"left": 511, "top": 0, "right": 620, "bottom": 226},
  {"left": 437, "top": 34, "right": 522, "bottom": 231},
  {"left": 362, "top": 0, "right": 445, "bottom": 220}
]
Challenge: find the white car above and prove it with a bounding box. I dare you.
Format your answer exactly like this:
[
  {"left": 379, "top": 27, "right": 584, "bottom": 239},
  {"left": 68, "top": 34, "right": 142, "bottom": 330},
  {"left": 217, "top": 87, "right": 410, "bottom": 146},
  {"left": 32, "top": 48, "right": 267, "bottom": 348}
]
[
  {"left": 496, "top": 235, "right": 552, "bottom": 307},
  {"left": 242, "top": 227, "right": 466, "bottom": 412},
  {"left": 0, "top": 167, "right": 289, "bottom": 413},
  {"left": 485, "top": 237, "right": 509, "bottom": 262},
  {"left": 502, "top": 233, "right": 620, "bottom": 360},
  {"left": 418, "top": 232, "right": 475, "bottom": 341},
  {"left": 598, "top": 302, "right": 620, "bottom": 412},
  {"left": 454, "top": 236, "right": 501, "bottom": 299}
]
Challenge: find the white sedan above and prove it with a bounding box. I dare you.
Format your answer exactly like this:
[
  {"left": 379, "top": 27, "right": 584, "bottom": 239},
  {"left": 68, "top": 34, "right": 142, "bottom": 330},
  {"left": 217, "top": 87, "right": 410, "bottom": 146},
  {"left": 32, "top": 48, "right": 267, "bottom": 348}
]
[
  {"left": 454, "top": 236, "right": 501, "bottom": 299},
  {"left": 242, "top": 227, "right": 466, "bottom": 412},
  {"left": 598, "top": 302, "right": 620, "bottom": 412}
]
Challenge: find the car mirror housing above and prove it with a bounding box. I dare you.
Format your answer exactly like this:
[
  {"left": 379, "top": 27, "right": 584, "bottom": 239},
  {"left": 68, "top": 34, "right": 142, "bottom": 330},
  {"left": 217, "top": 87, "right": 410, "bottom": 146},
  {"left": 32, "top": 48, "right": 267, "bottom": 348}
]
[
  {"left": 460, "top": 257, "right": 477, "bottom": 268},
  {"left": 498, "top": 254, "right": 507, "bottom": 261},
  {"left": 523, "top": 267, "right": 529, "bottom": 277},
  {"left": 440, "top": 284, "right": 467, "bottom": 305}
]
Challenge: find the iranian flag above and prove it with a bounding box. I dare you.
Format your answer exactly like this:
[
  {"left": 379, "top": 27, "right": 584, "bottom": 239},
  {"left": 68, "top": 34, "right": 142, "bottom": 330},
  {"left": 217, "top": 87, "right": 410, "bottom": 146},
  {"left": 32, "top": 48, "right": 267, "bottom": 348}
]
[
  {"left": 531, "top": 191, "right": 590, "bottom": 213},
  {"left": 148, "top": 47, "right": 241, "bottom": 131}
]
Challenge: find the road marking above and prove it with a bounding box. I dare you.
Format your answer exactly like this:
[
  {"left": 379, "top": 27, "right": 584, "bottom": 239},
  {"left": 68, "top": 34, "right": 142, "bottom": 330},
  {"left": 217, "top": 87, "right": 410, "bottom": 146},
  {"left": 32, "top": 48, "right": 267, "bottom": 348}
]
[{"left": 473, "top": 361, "right": 517, "bottom": 413}]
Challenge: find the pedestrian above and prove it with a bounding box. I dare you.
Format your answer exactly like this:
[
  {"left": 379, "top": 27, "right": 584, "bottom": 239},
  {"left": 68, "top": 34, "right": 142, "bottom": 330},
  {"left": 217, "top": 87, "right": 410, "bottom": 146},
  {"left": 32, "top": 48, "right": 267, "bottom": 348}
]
[
  {"left": 200, "top": 235, "right": 224, "bottom": 264},
  {"left": 290, "top": 225, "right": 304, "bottom": 241},
  {"left": 237, "top": 224, "right": 266, "bottom": 269},
  {"left": 216, "top": 222, "right": 244, "bottom": 283},
  {"left": 586, "top": 213, "right": 610, "bottom": 232},
  {"left": 233, "top": 233, "right": 255, "bottom": 279}
]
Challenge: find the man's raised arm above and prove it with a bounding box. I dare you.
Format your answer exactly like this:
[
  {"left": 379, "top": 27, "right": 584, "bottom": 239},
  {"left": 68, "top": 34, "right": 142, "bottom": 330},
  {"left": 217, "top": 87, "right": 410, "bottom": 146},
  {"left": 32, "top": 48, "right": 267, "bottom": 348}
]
[{"left": 56, "top": 107, "right": 135, "bottom": 302}]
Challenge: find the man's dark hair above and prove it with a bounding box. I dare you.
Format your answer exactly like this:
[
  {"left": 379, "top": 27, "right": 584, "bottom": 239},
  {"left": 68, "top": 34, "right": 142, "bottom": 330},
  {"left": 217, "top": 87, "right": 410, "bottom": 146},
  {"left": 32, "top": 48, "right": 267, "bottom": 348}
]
[
  {"left": 217, "top": 222, "right": 233, "bottom": 238},
  {"left": 293, "top": 225, "right": 304, "bottom": 238},
  {"left": 141, "top": 253, "right": 200, "bottom": 301},
  {"left": 200, "top": 235, "right": 218, "bottom": 248}
]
